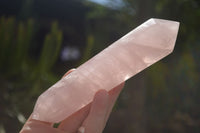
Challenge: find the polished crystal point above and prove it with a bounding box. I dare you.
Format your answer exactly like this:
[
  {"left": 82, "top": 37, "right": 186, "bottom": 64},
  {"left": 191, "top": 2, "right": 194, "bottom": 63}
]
[{"left": 32, "top": 18, "right": 179, "bottom": 123}]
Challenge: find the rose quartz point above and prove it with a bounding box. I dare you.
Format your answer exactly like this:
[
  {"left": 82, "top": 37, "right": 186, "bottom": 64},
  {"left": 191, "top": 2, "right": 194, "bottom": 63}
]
[{"left": 32, "top": 18, "right": 180, "bottom": 123}]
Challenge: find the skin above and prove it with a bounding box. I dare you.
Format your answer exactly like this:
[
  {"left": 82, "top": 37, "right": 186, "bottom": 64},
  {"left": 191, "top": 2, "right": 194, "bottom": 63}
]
[{"left": 20, "top": 69, "right": 125, "bottom": 133}]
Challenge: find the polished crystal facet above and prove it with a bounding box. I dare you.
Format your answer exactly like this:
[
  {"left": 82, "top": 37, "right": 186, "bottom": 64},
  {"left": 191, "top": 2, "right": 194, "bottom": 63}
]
[{"left": 32, "top": 18, "right": 180, "bottom": 123}]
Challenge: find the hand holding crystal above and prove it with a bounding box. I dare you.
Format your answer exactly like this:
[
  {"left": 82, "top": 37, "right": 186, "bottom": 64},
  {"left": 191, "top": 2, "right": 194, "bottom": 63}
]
[
  {"left": 32, "top": 18, "right": 179, "bottom": 123},
  {"left": 20, "top": 69, "right": 125, "bottom": 133},
  {"left": 20, "top": 18, "right": 179, "bottom": 133}
]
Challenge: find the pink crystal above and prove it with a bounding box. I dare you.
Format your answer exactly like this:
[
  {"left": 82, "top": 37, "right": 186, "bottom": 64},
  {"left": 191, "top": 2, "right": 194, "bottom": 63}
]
[{"left": 32, "top": 18, "right": 179, "bottom": 123}]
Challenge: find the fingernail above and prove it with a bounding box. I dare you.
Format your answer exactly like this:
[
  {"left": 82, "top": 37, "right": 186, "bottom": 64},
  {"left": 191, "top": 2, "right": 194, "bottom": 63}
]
[{"left": 62, "top": 68, "right": 76, "bottom": 78}]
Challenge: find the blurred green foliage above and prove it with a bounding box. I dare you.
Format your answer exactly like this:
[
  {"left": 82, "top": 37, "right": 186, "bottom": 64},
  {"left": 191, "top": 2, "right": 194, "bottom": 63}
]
[
  {"left": 0, "top": 17, "right": 63, "bottom": 132},
  {"left": 39, "top": 22, "right": 62, "bottom": 73},
  {"left": 0, "top": 0, "right": 200, "bottom": 133}
]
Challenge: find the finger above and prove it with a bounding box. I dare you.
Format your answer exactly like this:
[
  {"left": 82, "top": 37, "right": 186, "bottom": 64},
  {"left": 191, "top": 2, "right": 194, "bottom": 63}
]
[
  {"left": 105, "top": 82, "right": 125, "bottom": 122},
  {"left": 58, "top": 103, "right": 91, "bottom": 132},
  {"left": 20, "top": 119, "right": 66, "bottom": 133},
  {"left": 81, "top": 89, "right": 109, "bottom": 133}
]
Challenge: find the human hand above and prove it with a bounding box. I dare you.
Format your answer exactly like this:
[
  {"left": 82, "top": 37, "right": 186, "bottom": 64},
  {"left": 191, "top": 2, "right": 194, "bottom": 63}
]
[{"left": 20, "top": 69, "right": 125, "bottom": 133}]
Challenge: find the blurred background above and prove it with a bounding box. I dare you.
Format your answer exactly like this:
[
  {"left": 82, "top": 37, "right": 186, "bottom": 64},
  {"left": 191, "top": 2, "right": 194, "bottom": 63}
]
[{"left": 0, "top": 0, "right": 199, "bottom": 132}]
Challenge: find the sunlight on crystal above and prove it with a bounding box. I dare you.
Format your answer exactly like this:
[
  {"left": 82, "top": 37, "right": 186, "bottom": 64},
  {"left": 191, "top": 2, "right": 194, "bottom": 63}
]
[
  {"left": 141, "top": 18, "right": 156, "bottom": 27},
  {"left": 124, "top": 75, "right": 130, "bottom": 80},
  {"left": 143, "top": 57, "right": 155, "bottom": 66}
]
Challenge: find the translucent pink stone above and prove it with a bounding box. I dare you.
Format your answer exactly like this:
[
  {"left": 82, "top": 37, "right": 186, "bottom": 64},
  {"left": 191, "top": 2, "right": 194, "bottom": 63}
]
[{"left": 32, "top": 18, "right": 180, "bottom": 123}]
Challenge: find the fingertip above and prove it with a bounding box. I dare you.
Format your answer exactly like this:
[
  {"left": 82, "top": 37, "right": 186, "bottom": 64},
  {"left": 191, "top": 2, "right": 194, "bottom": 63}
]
[
  {"left": 93, "top": 89, "right": 109, "bottom": 106},
  {"left": 62, "top": 68, "right": 76, "bottom": 78},
  {"left": 95, "top": 89, "right": 109, "bottom": 98}
]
